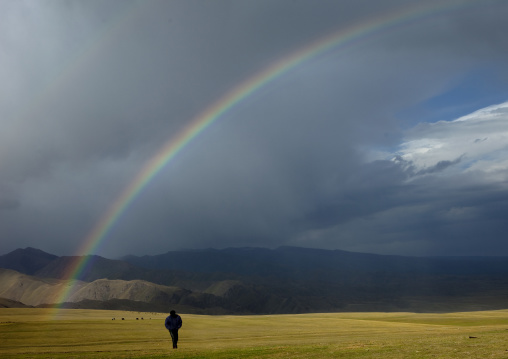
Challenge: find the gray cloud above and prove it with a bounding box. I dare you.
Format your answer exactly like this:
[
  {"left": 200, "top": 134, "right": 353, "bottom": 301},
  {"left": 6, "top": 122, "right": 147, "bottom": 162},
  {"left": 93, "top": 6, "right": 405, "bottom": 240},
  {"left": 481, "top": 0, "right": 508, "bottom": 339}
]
[
  {"left": 415, "top": 156, "right": 464, "bottom": 175},
  {"left": 2, "top": 0, "right": 508, "bottom": 257}
]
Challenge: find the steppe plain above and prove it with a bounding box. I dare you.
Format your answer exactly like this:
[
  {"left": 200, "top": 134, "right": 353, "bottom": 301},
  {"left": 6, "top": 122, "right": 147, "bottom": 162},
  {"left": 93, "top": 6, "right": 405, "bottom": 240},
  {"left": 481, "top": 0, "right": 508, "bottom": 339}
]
[{"left": 2, "top": 308, "right": 508, "bottom": 358}]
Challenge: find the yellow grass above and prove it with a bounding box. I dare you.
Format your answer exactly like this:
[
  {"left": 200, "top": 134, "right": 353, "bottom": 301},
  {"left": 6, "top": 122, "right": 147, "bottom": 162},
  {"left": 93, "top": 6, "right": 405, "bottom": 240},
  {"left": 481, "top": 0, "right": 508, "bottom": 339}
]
[{"left": 2, "top": 308, "right": 508, "bottom": 358}]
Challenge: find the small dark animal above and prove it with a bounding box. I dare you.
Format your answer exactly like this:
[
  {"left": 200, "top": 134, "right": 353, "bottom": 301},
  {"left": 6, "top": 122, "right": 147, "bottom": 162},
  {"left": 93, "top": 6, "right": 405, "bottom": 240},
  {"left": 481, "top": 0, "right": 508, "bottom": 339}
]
[
  {"left": 122, "top": 318, "right": 125, "bottom": 320},
  {"left": 469, "top": 336, "right": 477, "bottom": 339}
]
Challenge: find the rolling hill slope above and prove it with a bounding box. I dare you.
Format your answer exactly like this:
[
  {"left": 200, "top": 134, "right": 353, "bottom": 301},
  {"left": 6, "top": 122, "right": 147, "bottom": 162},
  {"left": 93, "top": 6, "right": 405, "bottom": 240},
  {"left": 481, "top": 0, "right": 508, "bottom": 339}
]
[{"left": 0, "top": 268, "right": 233, "bottom": 313}]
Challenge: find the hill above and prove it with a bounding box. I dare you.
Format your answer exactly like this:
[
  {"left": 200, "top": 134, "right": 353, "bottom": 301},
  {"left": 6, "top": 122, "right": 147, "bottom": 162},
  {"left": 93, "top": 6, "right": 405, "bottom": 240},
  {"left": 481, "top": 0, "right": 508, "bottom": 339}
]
[
  {"left": 0, "top": 297, "right": 31, "bottom": 308},
  {"left": 2, "top": 246, "right": 508, "bottom": 313},
  {"left": 0, "top": 268, "right": 232, "bottom": 313}
]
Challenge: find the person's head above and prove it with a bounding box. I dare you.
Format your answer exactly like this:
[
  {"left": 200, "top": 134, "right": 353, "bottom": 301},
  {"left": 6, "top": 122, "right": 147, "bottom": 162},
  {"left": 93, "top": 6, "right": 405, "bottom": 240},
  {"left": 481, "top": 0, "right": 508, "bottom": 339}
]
[{"left": 170, "top": 310, "right": 176, "bottom": 317}]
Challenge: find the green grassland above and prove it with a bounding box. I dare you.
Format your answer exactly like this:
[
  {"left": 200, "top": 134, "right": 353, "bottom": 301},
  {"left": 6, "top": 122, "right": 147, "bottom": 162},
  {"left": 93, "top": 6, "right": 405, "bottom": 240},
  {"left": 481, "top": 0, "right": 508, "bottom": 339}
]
[{"left": 2, "top": 308, "right": 508, "bottom": 358}]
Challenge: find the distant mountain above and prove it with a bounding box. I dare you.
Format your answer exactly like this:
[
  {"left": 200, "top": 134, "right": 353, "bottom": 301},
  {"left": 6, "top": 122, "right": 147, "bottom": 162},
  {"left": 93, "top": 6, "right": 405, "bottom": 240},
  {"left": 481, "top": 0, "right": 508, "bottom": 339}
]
[
  {"left": 0, "top": 247, "right": 58, "bottom": 275},
  {"left": 123, "top": 246, "right": 508, "bottom": 278},
  {"left": 36, "top": 255, "right": 149, "bottom": 281},
  {"left": 31, "top": 253, "right": 237, "bottom": 292},
  {"left": 3, "top": 246, "right": 508, "bottom": 314}
]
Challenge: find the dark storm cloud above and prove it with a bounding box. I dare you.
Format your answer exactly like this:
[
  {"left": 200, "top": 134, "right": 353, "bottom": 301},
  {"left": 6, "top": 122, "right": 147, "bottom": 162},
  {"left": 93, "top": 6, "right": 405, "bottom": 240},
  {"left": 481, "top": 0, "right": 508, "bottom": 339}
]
[
  {"left": 292, "top": 161, "right": 508, "bottom": 256},
  {"left": 2, "top": 0, "right": 508, "bottom": 257},
  {"left": 415, "top": 156, "right": 463, "bottom": 175}
]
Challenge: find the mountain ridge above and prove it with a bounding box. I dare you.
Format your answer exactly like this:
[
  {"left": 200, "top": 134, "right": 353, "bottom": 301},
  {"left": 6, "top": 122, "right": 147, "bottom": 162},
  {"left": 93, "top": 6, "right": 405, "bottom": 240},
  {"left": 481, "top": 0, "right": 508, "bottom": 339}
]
[
  {"left": 0, "top": 247, "right": 58, "bottom": 275},
  {"left": 2, "top": 246, "right": 508, "bottom": 313},
  {"left": 121, "top": 245, "right": 508, "bottom": 277}
]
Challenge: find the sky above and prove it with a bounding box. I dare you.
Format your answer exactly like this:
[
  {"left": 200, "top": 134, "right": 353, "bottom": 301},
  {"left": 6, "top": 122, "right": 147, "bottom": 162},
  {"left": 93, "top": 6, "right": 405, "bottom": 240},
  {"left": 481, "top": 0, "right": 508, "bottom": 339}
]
[{"left": 2, "top": 0, "right": 508, "bottom": 258}]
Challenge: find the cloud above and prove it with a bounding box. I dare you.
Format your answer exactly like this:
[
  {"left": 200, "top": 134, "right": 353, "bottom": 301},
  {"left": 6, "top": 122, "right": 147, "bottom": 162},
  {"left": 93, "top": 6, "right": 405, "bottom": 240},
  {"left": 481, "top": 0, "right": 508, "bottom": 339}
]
[
  {"left": 398, "top": 101, "right": 508, "bottom": 178},
  {"left": 293, "top": 100, "right": 508, "bottom": 255},
  {"left": 2, "top": 1, "right": 508, "bottom": 257}
]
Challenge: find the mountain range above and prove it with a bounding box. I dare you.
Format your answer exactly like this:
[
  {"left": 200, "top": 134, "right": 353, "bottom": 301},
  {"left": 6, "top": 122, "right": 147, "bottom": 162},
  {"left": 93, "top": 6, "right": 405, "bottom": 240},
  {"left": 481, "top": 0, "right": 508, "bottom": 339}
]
[{"left": 1, "top": 246, "right": 508, "bottom": 314}]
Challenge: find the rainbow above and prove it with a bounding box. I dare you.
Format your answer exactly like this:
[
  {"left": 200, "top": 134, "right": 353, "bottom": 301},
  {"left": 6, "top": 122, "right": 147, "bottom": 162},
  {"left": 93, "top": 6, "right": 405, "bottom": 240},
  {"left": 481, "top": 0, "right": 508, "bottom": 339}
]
[{"left": 51, "top": 0, "right": 498, "bottom": 314}]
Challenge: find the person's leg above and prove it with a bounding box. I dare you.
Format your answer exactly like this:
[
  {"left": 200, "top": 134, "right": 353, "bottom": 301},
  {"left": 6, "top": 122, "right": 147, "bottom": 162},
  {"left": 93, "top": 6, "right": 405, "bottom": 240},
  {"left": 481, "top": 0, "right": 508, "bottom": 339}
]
[
  {"left": 169, "top": 330, "right": 177, "bottom": 348},
  {"left": 173, "top": 329, "right": 179, "bottom": 348},
  {"left": 170, "top": 329, "right": 178, "bottom": 348}
]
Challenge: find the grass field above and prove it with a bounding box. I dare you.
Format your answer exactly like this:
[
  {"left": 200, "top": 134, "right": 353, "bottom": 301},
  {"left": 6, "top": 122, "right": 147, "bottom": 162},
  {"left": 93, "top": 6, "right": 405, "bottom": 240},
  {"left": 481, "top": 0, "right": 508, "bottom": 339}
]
[{"left": 2, "top": 308, "right": 508, "bottom": 358}]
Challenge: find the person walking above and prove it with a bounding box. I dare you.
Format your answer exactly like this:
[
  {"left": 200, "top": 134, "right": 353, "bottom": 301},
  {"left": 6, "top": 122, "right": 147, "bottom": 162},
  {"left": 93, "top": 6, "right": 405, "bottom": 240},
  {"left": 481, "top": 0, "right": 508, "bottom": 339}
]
[{"left": 165, "top": 310, "right": 183, "bottom": 349}]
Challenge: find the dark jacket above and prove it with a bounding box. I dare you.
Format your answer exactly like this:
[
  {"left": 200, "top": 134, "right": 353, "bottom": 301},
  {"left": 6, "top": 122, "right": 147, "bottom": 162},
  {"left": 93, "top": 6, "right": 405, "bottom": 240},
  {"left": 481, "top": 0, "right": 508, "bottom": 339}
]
[{"left": 165, "top": 314, "right": 182, "bottom": 331}]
